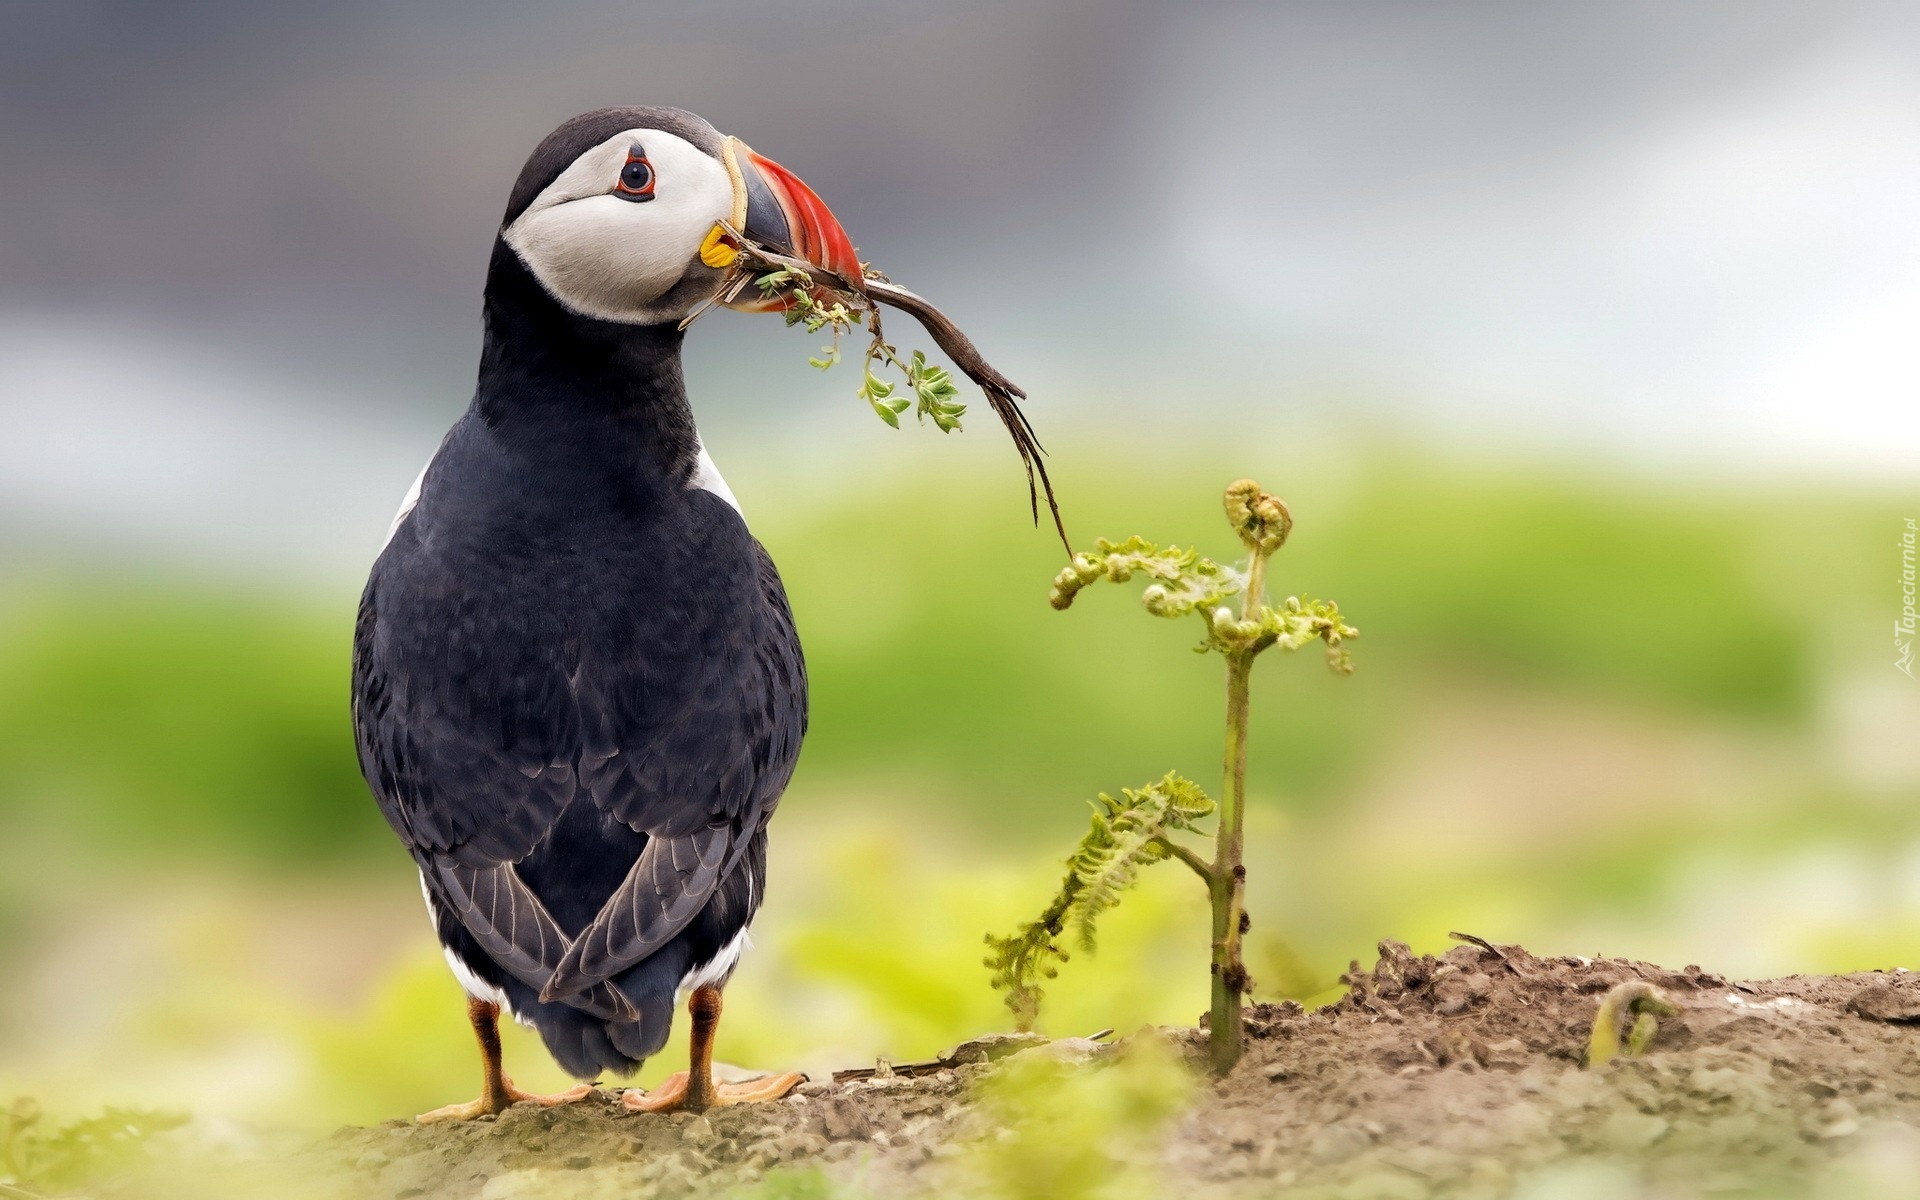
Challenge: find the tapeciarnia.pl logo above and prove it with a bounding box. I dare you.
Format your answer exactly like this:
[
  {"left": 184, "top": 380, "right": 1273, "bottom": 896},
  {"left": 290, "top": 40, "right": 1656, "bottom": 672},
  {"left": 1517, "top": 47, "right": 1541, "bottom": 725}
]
[{"left": 1899, "top": 518, "right": 1917, "bottom": 678}]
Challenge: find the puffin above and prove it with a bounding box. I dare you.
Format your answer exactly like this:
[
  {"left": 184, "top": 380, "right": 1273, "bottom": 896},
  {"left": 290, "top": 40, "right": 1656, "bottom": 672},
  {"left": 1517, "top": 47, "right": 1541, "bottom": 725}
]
[{"left": 351, "top": 107, "right": 869, "bottom": 1120}]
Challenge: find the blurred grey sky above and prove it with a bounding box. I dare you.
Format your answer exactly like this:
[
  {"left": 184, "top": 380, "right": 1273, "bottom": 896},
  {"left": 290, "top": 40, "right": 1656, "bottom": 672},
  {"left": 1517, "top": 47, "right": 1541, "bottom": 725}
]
[{"left": 2, "top": 0, "right": 1915, "bottom": 580}]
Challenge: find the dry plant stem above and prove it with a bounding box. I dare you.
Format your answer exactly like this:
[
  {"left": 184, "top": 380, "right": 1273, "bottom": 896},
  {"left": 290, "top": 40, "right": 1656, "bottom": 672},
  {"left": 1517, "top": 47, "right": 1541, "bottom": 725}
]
[{"left": 862, "top": 280, "right": 1024, "bottom": 396}]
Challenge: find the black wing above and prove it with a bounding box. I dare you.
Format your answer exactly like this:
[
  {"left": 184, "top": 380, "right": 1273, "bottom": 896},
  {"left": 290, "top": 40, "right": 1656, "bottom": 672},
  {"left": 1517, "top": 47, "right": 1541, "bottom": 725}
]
[
  {"left": 353, "top": 504, "right": 805, "bottom": 1012},
  {"left": 546, "top": 542, "right": 806, "bottom": 999}
]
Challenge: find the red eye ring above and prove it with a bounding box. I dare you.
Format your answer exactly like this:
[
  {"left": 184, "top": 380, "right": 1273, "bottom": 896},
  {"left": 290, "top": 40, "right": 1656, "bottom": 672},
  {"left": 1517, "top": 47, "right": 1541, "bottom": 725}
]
[{"left": 615, "top": 151, "right": 656, "bottom": 200}]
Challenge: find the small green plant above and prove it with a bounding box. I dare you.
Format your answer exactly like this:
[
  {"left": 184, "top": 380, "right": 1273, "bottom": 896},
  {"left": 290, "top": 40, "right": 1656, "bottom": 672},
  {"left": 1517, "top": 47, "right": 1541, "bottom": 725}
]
[
  {"left": 1585, "top": 981, "right": 1679, "bottom": 1068},
  {"left": 985, "top": 480, "right": 1357, "bottom": 1075},
  {"left": 3, "top": 1097, "right": 188, "bottom": 1195},
  {"left": 724, "top": 1165, "right": 852, "bottom": 1200},
  {"left": 961, "top": 1038, "right": 1192, "bottom": 1200}
]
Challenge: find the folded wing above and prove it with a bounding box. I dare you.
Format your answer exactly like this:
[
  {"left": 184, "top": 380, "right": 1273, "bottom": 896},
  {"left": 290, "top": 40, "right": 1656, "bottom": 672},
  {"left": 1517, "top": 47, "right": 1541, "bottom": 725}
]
[{"left": 354, "top": 533, "right": 805, "bottom": 1016}]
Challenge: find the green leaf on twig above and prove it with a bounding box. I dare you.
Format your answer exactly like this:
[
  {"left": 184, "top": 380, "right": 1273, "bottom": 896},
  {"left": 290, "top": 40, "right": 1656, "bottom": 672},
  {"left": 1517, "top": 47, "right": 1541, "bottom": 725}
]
[{"left": 755, "top": 266, "right": 971, "bottom": 434}]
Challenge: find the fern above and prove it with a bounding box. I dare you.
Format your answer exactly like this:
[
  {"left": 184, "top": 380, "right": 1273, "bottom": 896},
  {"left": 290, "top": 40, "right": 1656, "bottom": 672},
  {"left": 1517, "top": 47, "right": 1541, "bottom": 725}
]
[
  {"left": 1049, "top": 537, "right": 1241, "bottom": 619},
  {"left": 1066, "top": 775, "right": 1215, "bottom": 950},
  {"left": 989, "top": 479, "right": 1358, "bottom": 1072},
  {"left": 985, "top": 773, "right": 1213, "bottom": 1029},
  {"left": 1050, "top": 535, "right": 1356, "bottom": 669}
]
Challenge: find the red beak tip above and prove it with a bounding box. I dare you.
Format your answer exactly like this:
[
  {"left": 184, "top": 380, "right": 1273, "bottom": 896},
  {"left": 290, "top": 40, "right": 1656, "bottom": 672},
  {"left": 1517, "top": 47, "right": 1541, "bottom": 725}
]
[{"left": 746, "top": 150, "right": 863, "bottom": 287}]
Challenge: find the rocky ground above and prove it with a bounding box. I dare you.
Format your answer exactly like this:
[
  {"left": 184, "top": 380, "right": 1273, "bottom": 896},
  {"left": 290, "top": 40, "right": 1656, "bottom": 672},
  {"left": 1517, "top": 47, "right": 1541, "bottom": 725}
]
[{"left": 80, "top": 940, "right": 1920, "bottom": 1199}]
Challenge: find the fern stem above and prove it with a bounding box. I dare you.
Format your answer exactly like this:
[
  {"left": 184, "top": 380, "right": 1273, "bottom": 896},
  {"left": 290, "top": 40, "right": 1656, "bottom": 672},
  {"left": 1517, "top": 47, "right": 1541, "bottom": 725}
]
[
  {"left": 1209, "top": 540, "right": 1268, "bottom": 1075},
  {"left": 1210, "top": 650, "right": 1252, "bottom": 1075},
  {"left": 1153, "top": 836, "right": 1215, "bottom": 883}
]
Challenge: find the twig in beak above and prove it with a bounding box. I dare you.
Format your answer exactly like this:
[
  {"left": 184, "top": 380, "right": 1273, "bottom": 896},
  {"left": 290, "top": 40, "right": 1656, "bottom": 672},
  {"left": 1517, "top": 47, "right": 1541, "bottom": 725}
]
[
  {"left": 677, "top": 292, "right": 723, "bottom": 332},
  {"left": 723, "top": 243, "right": 1070, "bottom": 554},
  {"left": 862, "top": 278, "right": 1066, "bottom": 553}
]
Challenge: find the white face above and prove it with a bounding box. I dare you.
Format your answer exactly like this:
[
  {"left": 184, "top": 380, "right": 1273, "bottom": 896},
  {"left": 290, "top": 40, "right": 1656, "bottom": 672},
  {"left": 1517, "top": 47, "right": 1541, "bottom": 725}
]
[{"left": 502, "top": 128, "right": 733, "bottom": 325}]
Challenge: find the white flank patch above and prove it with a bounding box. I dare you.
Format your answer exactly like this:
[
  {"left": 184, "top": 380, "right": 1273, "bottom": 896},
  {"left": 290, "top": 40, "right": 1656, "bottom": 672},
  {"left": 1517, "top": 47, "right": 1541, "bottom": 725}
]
[
  {"left": 678, "top": 927, "right": 752, "bottom": 999},
  {"left": 444, "top": 947, "right": 514, "bottom": 1013},
  {"left": 381, "top": 461, "right": 428, "bottom": 549},
  {"left": 690, "top": 439, "right": 741, "bottom": 513},
  {"left": 418, "top": 871, "right": 514, "bottom": 1014}
]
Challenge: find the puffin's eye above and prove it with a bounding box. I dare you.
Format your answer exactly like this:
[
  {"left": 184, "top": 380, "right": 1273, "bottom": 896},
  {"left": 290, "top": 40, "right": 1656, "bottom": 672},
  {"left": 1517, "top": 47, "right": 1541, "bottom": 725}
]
[{"left": 615, "top": 148, "right": 655, "bottom": 202}]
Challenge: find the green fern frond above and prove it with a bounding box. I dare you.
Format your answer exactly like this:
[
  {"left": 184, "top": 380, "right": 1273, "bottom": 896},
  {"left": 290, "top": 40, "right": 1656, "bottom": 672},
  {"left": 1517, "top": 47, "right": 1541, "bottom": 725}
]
[
  {"left": 1046, "top": 535, "right": 1359, "bottom": 672},
  {"left": 1047, "top": 537, "right": 1241, "bottom": 616},
  {"left": 1067, "top": 774, "right": 1214, "bottom": 951},
  {"left": 982, "top": 916, "right": 1064, "bottom": 1033},
  {"left": 985, "top": 773, "right": 1213, "bottom": 1029},
  {"left": 1207, "top": 594, "right": 1360, "bottom": 671}
]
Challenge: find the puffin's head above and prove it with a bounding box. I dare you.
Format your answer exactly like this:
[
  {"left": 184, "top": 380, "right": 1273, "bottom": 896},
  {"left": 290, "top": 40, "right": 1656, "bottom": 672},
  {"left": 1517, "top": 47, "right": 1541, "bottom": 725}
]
[{"left": 499, "top": 106, "right": 861, "bottom": 326}]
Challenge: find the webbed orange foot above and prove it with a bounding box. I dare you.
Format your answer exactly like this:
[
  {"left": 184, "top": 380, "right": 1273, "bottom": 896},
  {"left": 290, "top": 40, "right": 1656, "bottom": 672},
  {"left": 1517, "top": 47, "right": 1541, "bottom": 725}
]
[
  {"left": 619, "top": 986, "right": 804, "bottom": 1115},
  {"left": 416, "top": 1076, "right": 597, "bottom": 1124},
  {"left": 621, "top": 1069, "right": 805, "bottom": 1114}
]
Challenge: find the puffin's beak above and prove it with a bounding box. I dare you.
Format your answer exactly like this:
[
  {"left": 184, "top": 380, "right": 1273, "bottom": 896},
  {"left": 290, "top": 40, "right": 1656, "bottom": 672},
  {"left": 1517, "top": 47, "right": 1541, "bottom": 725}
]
[{"left": 707, "top": 136, "right": 863, "bottom": 312}]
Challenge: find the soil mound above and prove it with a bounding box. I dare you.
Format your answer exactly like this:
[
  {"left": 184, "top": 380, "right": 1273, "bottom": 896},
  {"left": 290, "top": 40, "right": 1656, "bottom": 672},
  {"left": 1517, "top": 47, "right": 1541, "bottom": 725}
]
[{"left": 106, "top": 940, "right": 1920, "bottom": 1198}]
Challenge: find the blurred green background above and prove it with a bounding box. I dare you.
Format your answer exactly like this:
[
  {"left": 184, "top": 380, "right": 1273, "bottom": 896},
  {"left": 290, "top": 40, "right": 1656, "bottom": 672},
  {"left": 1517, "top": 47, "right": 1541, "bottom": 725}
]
[
  {"left": 2, "top": 449, "right": 1913, "bottom": 1129},
  {"left": 2, "top": 0, "right": 1917, "bottom": 1137}
]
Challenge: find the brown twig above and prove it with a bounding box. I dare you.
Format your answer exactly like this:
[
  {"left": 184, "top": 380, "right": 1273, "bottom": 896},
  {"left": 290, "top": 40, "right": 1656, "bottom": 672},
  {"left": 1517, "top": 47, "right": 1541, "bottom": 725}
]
[
  {"left": 1448, "top": 930, "right": 1524, "bottom": 976},
  {"left": 866, "top": 279, "right": 1069, "bottom": 554},
  {"left": 726, "top": 242, "right": 1070, "bottom": 555},
  {"left": 831, "top": 1057, "right": 947, "bottom": 1083}
]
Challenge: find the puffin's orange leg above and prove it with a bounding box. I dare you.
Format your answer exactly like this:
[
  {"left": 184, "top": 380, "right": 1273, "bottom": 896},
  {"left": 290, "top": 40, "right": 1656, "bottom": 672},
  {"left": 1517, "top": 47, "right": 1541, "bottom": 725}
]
[
  {"left": 622, "top": 987, "right": 805, "bottom": 1114},
  {"left": 416, "top": 997, "right": 596, "bottom": 1124}
]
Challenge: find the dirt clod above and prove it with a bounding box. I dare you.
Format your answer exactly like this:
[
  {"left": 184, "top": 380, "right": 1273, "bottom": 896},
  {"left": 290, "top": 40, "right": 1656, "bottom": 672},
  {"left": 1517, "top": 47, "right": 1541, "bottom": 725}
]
[
  {"left": 1846, "top": 978, "right": 1920, "bottom": 1022},
  {"left": 1432, "top": 971, "right": 1493, "bottom": 1015}
]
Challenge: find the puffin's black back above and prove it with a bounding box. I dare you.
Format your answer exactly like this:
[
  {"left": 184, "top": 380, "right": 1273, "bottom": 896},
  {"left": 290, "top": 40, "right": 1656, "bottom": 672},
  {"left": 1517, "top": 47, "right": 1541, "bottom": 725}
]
[{"left": 351, "top": 106, "right": 807, "bottom": 1077}]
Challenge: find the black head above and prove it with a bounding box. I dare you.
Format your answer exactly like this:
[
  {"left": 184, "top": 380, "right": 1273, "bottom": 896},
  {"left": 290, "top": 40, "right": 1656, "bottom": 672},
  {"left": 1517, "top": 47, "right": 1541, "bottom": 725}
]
[{"left": 491, "top": 106, "right": 861, "bottom": 328}]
